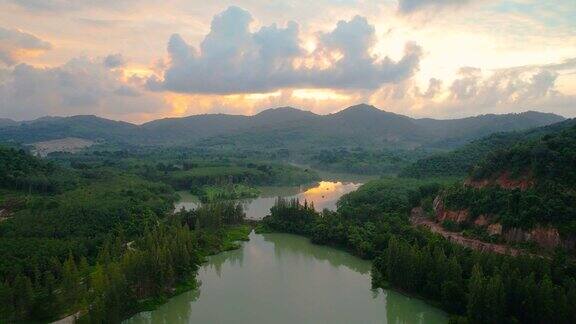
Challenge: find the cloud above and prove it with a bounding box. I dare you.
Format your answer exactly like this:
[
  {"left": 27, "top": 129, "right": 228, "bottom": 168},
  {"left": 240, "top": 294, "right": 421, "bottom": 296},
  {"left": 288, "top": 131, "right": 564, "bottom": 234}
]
[
  {"left": 0, "top": 27, "right": 51, "bottom": 65},
  {"left": 0, "top": 56, "right": 164, "bottom": 121},
  {"left": 397, "top": 0, "right": 478, "bottom": 14},
  {"left": 4, "top": 0, "right": 139, "bottom": 11},
  {"left": 104, "top": 53, "right": 125, "bottom": 68},
  {"left": 371, "top": 57, "right": 576, "bottom": 118},
  {"left": 149, "top": 6, "right": 422, "bottom": 94},
  {"left": 422, "top": 78, "right": 442, "bottom": 98},
  {"left": 447, "top": 65, "right": 561, "bottom": 106}
]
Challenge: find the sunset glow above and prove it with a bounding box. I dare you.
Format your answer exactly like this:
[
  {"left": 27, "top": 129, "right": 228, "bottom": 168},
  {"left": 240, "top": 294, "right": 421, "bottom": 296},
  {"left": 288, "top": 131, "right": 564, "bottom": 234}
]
[{"left": 0, "top": 1, "right": 574, "bottom": 121}]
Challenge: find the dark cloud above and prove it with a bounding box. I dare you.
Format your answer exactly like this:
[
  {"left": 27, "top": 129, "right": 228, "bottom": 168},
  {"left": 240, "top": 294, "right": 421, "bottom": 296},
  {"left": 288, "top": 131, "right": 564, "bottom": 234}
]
[
  {"left": 149, "top": 6, "right": 422, "bottom": 94},
  {"left": 0, "top": 27, "right": 51, "bottom": 65},
  {"left": 104, "top": 53, "right": 125, "bottom": 68},
  {"left": 398, "top": 0, "right": 477, "bottom": 14},
  {"left": 0, "top": 57, "right": 161, "bottom": 120},
  {"left": 422, "top": 78, "right": 442, "bottom": 98},
  {"left": 114, "top": 85, "right": 140, "bottom": 97}
]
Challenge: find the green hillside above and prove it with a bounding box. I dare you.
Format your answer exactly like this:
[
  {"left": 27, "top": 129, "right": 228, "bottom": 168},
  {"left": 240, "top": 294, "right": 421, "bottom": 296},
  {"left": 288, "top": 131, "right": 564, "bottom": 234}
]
[
  {"left": 402, "top": 118, "right": 576, "bottom": 178},
  {"left": 440, "top": 123, "right": 576, "bottom": 234},
  {"left": 0, "top": 105, "right": 564, "bottom": 153}
]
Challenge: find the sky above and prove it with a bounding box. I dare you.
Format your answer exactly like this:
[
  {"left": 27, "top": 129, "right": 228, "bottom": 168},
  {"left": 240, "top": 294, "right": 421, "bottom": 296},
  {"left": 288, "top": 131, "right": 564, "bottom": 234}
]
[{"left": 0, "top": 0, "right": 575, "bottom": 123}]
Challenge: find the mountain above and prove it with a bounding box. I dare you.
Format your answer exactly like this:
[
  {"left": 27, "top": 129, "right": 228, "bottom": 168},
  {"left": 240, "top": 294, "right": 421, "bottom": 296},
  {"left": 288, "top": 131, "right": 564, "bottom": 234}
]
[
  {"left": 196, "top": 105, "right": 564, "bottom": 150},
  {"left": 414, "top": 111, "right": 565, "bottom": 149},
  {"left": 0, "top": 105, "right": 565, "bottom": 150},
  {"left": 141, "top": 114, "right": 249, "bottom": 145},
  {"left": 432, "top": 122, "right": 576, "bottom": 251},
  {"left": 469, "top": 121, "right": 576, "bottom": 187},
  {"left": 0, "top": 118, "right": 17, "bottom": 128},
  {"left": 0, "top": 115, "right": 139, "bottom": 144},
  {"left": 251, "top": 106, "right": 318, "bottom": 125},
  {"left": 401, "top": 118, "right": 576, "bottom": 178},
  {"left": 325, "top": 104, "right": 426, "bottom": 147},
  {"left": 139, "top": 107, "right": 318, "bottom": 145}
]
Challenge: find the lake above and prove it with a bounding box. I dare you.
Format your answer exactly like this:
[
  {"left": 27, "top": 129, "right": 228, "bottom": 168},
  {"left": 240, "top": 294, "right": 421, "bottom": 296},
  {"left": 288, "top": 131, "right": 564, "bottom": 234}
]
[
  {"left": 125, "top": 231, "right": 448, "bottom": 324},
  {"left": 175, "top": 180, "right": 363, "bottom": 220}
]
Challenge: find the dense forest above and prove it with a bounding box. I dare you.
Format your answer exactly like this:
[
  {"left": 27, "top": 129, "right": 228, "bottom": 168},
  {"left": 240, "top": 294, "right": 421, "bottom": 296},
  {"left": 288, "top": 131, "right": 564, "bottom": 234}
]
[
  {"left": 1, "top": 113, "right": 575, "bottom": 323},
  {"left": 308, "top": 147, "right": 428, "bottom": 175},
  {"left": 47, "top": 147, "right": 320, "bottom": 189},
  {"left": 439, "top": 124, "right": 576, "bottom": 238},
  {"left": 0, "top": 145, "right": 254, "bottom": 322},
  {"left": 261, "top": 179, "right": 576, "bottom": 323},
  {"left": 402, "top": 119, "right": 576, "bottom": 178}
]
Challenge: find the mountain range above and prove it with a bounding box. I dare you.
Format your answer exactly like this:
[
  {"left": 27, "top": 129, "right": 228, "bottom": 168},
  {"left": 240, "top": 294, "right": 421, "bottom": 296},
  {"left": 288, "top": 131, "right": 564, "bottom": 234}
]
[{"left": 0, "top": 104, "right": 565, "bottom": 150}]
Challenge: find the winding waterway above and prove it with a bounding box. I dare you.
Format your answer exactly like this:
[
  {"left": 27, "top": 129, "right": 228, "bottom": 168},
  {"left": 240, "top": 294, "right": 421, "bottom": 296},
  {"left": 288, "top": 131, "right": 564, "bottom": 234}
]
[
  {"left": 128, "top": 177, "right": 448, "bottom": 323},
  {"left": 126, "top": 232, "right": 447, "bottom": 324},
  {"left": 175, "top": 180, "right": 362, "bottom": 220}
]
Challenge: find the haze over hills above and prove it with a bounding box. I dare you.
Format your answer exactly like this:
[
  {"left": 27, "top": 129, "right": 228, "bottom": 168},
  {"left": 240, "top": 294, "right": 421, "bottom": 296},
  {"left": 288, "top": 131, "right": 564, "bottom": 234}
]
[{"left": 0, "top": 104, "right": 565, "bottom": 150}]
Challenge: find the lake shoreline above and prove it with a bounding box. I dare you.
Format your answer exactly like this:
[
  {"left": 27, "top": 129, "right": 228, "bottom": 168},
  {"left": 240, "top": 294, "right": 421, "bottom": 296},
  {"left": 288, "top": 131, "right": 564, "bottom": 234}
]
[
  {"left": 126, "top": 228, "right": 448, "bottom": 324},
  {"left": 118, "top": 225, "right": 252, "bottom": 323}
]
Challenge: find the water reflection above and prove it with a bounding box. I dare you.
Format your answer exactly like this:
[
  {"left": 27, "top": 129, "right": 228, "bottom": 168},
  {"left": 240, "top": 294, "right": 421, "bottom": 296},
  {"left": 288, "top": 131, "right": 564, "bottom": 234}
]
[
  {"left": 205, "top": 245, "right": 245, "bottom": 278},
  {"left": 262, "top": 232, "right": 371, "bottom": 275},
  {"left": 126, "top": 232, "right": 447, "bottom": 324},
  {"left": 175, "top": 181, "right": 361, "bottom": 220}
]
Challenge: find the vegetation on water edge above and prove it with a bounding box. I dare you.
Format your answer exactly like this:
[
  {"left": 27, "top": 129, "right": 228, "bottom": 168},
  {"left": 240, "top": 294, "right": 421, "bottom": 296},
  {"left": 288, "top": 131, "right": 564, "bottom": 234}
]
[
  {"left": 2, "top": 118, "right": 576, "bottom": 323},
  {"left": 0, "top": 144, "right": 259, "bottom": 323},
  {"left": 191, "top": 184, "right": 260, "bottom": 203},
  {"left": 261, "top": 178, "right": 576, "bottom": 323}
]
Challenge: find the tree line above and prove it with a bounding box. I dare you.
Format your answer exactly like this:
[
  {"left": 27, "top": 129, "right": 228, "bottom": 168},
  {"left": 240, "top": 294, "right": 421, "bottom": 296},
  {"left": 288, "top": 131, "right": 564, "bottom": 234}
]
[
  {"left": 0, "top": 145, "right": 248, "bottom": 323},
  {"left": 261, "top": 178, "right": 576, "bottom": 323}
]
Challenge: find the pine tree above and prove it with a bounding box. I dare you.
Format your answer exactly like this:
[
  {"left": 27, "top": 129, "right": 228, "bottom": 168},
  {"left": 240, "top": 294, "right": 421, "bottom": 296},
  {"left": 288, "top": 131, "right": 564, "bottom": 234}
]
[
  {"left": 466, "top": 265, "right": 485, "bottom": 323},
  {"left": 484, "top": 275, "right": 506, "bottom": 323},
  {"left": 536, "top": 275, "right": 556, "bottom": 322},
  {"left": 62, "top": 253, "right": 81, "bottom": 306},
  {"left": 13, "top": 275, "right": 34, "bottom": 320},
  {"left": 0, "top": 280, "right": 15, "bottom": 321}
]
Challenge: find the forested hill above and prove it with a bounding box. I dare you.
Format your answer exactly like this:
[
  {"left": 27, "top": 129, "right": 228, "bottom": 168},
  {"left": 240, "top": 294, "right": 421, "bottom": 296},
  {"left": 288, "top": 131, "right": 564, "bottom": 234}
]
[
  {"left": 469, "top": 121, "right": 576, "bottom": 186},
  {"left": 193, "top": 106, "right": 564, "bottom": 150},
  {"left": 401, "top": 118, "right": 576, "bottom": 178},
  {"left": 0, "top": 146, "right": 75, "bottom": 193},
  {"left": 0, "top": 115, "right": 139, "bottom": 144},
  {"left": 0, "top": 118, "right": 16, "bottom": 128},
  {"left": 0, "top": 105, "right": 564, "bottom": 150},
  {"left": 433, "top": 122, "right": 576, "bottom": 251}
]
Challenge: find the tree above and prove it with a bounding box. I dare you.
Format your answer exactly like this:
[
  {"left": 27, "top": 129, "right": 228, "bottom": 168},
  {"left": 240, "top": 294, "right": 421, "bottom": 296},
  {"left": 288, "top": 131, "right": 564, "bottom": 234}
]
[
  {"left": 467, "top": 265, "right": 485, "bottom": 323},
  {"left": 13, "top": 275, "right": 34, "bottom": 320},
  {"left": 483, "top": 275, "right": 506, "bottom": 323},
  {"left": 62, "top": 253, "right": 81, "bottom": 306}
]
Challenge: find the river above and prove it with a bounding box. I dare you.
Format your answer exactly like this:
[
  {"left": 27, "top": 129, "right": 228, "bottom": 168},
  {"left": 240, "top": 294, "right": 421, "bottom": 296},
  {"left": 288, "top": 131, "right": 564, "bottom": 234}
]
[
  {"left": 127, "top": 177, "right": 448, "bottom": 323},
  {"left": 175, "top": 180, "right": 363, "bottom": 220},
  {"left": 126, "top": 231, "right": 447, "bottom": 324}
]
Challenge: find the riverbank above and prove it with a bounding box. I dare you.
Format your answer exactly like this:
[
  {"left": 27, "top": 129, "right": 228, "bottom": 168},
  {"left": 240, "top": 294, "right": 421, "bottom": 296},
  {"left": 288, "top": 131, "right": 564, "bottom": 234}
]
[
  {"left": 125, "top": 231, "right": 447, "bottom": 324},
  {"left": 76, "top": 225, "right": 253, "bottom": 324},
  {"left": 175, "top": 179, "right": 363, "bottom": 220},
  {"left": 140, "top": 224, "right": 252, "bottom": 310}
]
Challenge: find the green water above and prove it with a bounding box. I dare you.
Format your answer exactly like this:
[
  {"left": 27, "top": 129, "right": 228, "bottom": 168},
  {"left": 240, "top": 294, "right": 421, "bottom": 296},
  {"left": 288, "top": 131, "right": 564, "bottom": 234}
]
[{"left": 125, "top": 232, "right": 448, "bottom": 324}]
